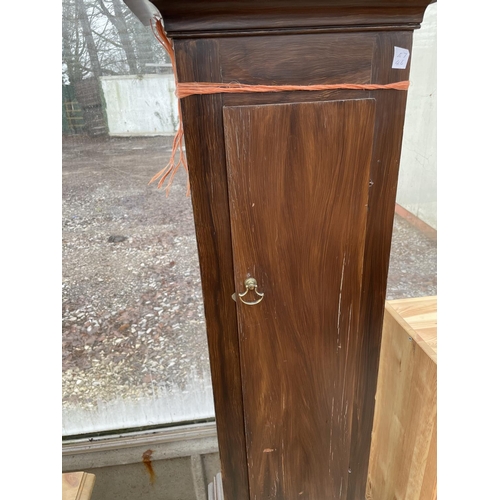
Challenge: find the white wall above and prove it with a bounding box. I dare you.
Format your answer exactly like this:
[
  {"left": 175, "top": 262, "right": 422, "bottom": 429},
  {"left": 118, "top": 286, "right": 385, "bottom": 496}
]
[
  {"left": 100, "top": 74, "right": 179, "bottom": 136},
  {"left": 397, "top": 3, "right": 437, "bottom": 229}
]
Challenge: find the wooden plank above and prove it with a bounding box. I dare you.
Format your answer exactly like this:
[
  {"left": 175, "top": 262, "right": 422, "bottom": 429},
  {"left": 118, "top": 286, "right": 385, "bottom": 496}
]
[
  {"left": 168, "top": 22, "right": 424, "bottom": 500},
  {"left": 366, "top": 297, "right": 437, "bottom": 500},
  {"left": 224, "top": 99, "right": 375, "bottom": 500},
  {"left": 62, "top": 472, "right": 96, "bottom": 500},
  {"left": 389, "top": 296, "right": 437, "bottom": 361},
  {"left": 346, "top": 30, "right": 413, "bottom": 500},
  {"left": 151, "top": 0, "right": 430, "bottom": 35},
  {"left": 218, "top": 33, "right": 374, "bottom": 85},
  {"left": 174, "top": 38, "right": 250, "bottom": 500}
]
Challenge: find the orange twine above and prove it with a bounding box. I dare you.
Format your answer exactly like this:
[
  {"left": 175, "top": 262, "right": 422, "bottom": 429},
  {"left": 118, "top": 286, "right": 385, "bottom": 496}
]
[
  {"left": 149, "top": 18, "right": 189, "bottom": 197},
  {"left": 177, "top": 80, "right": 409, "bottom": 98},
  {"left": 150, "top": 17, "right": 409, "bottom": 197}
]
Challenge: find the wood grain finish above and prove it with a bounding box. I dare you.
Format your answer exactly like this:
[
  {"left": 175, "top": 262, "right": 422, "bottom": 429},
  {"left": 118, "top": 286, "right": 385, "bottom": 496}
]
[
  {"left": 62, "top": 472, "right": 96, "bottom": 500},
  {"left": 366, "top": 297, "right": 437, "bottom": 500},
  {"left": 152, "top": 0, "right": 430, "bottom": 35},
  {"left": 218, "top": 33, "right": 375, "bottom": 85},
  {"left": 175, "top": 39, "right": 250, "bottom": 500},
  {"left": 389, "top": 296, "right": 437, "bottom": 361},
  {"left": 347, "top": 31, "right": 412, "bottom": 500},
  {"left": 161, "top": 2, "right": 434, "bottom": 497},
  {"left": 223, "top": 99, "right": 375, "bottom": 499}
]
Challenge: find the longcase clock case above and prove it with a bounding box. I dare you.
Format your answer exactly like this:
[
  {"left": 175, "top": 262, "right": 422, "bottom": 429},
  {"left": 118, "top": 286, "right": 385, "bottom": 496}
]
[{"left": 150, "top": 1, "right": 434, "bottom": 499}]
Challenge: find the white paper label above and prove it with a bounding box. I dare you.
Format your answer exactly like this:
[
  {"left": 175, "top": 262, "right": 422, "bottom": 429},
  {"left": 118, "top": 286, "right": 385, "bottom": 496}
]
[{"left": 392, "top": 47, "right": 410, "bottom": 69}]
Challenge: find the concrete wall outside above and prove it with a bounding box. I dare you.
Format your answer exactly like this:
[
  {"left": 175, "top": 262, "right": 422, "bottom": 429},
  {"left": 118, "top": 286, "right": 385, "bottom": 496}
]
[
  {"left": 100, "top": 74, "right": 179, "bottom": 137},
  {"left": 83, "top": 453, "right": 220, "bottom": 500},
  {"left": 397, "top": 3, "right": 437, "bottom": 229},
  {"left": 62, "top": 423, "right": 220, "bottom": 500}
]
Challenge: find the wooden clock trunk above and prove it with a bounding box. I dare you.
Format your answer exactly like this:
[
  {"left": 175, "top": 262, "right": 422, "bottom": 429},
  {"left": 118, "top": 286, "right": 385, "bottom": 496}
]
[{"left": 150, "top": 2, "right": 434, "bottom": 499}]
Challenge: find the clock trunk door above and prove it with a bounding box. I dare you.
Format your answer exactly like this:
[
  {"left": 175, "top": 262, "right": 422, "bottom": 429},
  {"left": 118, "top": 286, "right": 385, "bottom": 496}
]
[{"left": 223, "top": 98, "right": 376, "bottom": 500}]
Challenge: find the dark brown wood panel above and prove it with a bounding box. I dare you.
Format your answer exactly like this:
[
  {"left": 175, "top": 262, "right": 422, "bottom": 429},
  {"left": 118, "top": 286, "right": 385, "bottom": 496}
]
[
  {"left": 218, "top": 33, "right": 375, "bottom": 85},
  {"left": 174, "top": 38, "right": 250, "bottom": 500},
  {"left": 223, "top": 99, "right": 376, "bottom": 500},
  {"left": 223, "top": 89, "right": 364, "bottom": 107},
  {"left": 347, "top": 30, "right": 413, "bottom": 500},
  {"left": 165, "top": 5, "right": 430, "bottom": 497},
  {"left": 152, "top": 0, "right": 430, "bottom": 34}
]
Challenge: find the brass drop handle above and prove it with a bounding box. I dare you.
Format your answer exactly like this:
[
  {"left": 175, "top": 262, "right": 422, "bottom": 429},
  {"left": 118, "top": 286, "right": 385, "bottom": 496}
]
[{"left": 238, "top": 277, "right": 264, "bottom": 306}]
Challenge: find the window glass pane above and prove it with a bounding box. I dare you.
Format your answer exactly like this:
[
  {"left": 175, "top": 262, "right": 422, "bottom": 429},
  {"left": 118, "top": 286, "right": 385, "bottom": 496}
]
[{"left": 62, "top": 0, "right": 214, "bottom": 436}]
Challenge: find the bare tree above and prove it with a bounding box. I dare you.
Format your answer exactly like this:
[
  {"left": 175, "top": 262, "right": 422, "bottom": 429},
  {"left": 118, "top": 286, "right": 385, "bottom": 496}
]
[
  {"left": 62, "top": 0, "right": 166, "bottom": 84},
  {"left": 62, "top": 0, "right": 83, "bottom": 83},
  {"left": 94, "top": 0, "right": 138, "bottom": 73},
  {"left": 75, "top": 0, "right": 102, "bottom": 78}
]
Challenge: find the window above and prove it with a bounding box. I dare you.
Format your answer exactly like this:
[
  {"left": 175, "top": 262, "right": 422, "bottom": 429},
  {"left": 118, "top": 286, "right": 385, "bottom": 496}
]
[{"left": 62, "top": 0, "right": 214, "bottom": 436}]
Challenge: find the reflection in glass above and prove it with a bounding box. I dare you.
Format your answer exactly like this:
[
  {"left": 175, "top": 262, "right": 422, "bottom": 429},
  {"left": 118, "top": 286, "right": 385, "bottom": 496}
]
[{"left": 62, "top": 0, "right": 214, "bottom": 436}]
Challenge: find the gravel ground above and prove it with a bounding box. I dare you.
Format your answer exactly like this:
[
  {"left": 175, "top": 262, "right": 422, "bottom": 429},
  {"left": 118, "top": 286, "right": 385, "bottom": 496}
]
[
  {"left": 386, "top": 215, "right": 437, "bottom": 300},
  {"left": 62, "top": 136, "right": 209, "bottom": 415},
  {"left": 62, "top": 135, "right": 437, "bottom": 432}
]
